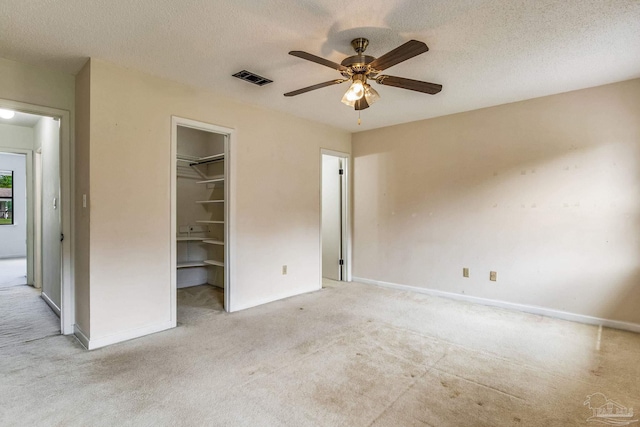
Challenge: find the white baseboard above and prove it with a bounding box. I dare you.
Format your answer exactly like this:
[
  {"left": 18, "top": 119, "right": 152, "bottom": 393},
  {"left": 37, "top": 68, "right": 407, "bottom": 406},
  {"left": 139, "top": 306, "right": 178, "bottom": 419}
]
[
  {"left": 73, "top": 324, "right": 90, "bottom": 349},
  {"left": 74, "top": 320, "right": 176, "bottom": 350},
  {"left": 230, "top": 285, "right": 322, "bottom": 313},
  {"left": 41, "top": 292, "right": 61, "bottom": 317},
  {"left": 352, "top": 276, "right": 640, "bottom": 334}
]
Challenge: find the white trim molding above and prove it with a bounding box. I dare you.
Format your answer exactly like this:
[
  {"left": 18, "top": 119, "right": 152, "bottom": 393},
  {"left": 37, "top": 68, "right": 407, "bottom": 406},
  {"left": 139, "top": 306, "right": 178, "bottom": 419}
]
[
  {"left": 353, "top": 276, "right": 640, "bottom": 334},
  {"left": 73, "top": 324, "right": 90, "bottom": 349},
  {"left": 75, "top": 321, "right": 175, "bottom": 351},
  {"left": 231, "top": 286, "right": 322, "bottom": 313},
  {"left": 41, "top": 292, "right": 61, "bottom": 317}
]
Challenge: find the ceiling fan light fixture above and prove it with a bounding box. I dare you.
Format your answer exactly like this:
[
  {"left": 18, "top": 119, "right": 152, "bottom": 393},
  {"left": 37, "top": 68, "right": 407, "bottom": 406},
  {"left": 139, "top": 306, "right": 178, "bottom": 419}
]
[{"left": 364, "top": 84, "right": 380, "bottom": 105}]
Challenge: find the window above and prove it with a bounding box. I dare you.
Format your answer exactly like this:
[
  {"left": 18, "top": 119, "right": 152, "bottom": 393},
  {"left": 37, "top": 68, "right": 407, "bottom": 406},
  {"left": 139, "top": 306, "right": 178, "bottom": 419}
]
[{"left": 0, "top": 170, "right": 13, "bottom": 225}]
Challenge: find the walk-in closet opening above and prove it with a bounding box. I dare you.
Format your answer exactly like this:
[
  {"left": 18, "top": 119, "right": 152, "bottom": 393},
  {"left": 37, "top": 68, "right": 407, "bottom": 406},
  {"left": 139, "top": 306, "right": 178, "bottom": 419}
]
[{"left": 171, "top": 117, "right": 233, "bottom": 323}]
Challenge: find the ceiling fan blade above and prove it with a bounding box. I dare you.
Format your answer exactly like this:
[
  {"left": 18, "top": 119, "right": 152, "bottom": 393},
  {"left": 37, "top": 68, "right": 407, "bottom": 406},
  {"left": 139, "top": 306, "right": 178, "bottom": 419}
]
[
  {"left": 376, "top": 75, "right": 442, "bottom": 94},
  {"left": 368, "top": 40, "right": 429, "bottom": 72},
  {"left": 284, "top": 79, "right": 348, "bottom": 97},
  {"left": 289, "top": 51, "right": 348, "bottom": 72},
  {"left": 355, "top": 97, "right": 369, "bottom": 110}
]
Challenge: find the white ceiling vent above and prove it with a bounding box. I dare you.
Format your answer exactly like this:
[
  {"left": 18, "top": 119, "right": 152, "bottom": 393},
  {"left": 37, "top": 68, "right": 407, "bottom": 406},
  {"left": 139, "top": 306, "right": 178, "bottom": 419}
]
[{"left": 232, "top": 70, "right": 273, "bottom": 86}]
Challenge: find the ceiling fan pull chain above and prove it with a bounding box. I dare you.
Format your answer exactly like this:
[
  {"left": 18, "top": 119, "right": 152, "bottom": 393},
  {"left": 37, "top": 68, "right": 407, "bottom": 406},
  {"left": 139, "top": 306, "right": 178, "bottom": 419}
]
[{"left": 358, "top": 110, "right": 361, "bottom": 125}]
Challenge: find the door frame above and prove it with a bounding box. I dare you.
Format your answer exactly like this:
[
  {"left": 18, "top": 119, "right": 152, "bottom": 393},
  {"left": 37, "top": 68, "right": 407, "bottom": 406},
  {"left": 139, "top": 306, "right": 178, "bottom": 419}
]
[
  {"left": 0, "top": 99, "right": 74, "bottom": 334},
  {"left": 34, "top": 149, "right": 42, "bottom": 289},
  {"left": 320, "top": 149, "right": 352, "bottom": 285},
  {"left": 170, "top": 116, "right": 236, "bottom": 319}
]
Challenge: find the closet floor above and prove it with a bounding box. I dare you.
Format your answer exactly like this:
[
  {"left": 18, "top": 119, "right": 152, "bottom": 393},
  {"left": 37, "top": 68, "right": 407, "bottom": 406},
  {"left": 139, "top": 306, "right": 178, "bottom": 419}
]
[{"left": 177, "top": 284, "right": 224, "bottom": 324}]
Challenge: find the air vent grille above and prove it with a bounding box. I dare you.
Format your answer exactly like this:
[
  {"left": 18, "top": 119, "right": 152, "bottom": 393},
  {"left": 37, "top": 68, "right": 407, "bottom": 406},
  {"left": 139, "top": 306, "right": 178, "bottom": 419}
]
[{"left": 232, "top": 70, "right": 273, "bottom": 86}]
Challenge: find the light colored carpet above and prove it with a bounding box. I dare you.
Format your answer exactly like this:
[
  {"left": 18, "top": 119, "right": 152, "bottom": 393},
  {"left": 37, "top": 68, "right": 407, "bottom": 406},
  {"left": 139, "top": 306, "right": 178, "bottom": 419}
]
[
  {"left": 1, "top": 280, "right": 639, "bottom": 426},
  {"left": 0, "top": 257, "right": 27, "bottom": 288},
  {"left": 177, "top": 284, "right": 224, "bottom": 325},
  {"left": 0, "top": 285, "right": 59, "bottom": 349}
]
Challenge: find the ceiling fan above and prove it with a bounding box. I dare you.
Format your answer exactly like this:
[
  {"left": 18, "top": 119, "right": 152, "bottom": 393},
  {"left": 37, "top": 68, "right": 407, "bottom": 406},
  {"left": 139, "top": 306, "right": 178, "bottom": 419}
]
[{"left": 284, "top": 38, "right": 442, "bottom": 110}]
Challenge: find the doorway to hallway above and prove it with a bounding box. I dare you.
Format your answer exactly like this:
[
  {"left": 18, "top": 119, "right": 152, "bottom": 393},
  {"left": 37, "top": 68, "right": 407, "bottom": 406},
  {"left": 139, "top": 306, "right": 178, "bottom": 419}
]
[
  {"left": 321, "top": 149, "right": 351, "bottom": 283},
  {"left": 0, "top": 107, "right": 66, "bottom": 344}
]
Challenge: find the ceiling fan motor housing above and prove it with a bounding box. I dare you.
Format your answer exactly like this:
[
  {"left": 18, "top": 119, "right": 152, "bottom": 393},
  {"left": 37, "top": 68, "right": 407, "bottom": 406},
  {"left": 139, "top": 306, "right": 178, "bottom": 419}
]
[
  {"left": 341, "top": 38, "right": 376, "bottom": 78},
  {"left": 341, "top": 56, "right": 375, "bottom": 74}
]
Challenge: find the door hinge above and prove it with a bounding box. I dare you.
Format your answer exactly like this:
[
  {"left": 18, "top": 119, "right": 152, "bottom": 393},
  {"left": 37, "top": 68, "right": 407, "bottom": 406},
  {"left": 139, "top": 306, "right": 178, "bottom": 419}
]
[
  {"left": 339, "top": 259, "right": 344, "bottom": 265},
  {"left": 338, "top": 168, "right": 344, "bottom": 175},
  {"left": 60, "top": 233, "right": 64, "bottom": 242}
]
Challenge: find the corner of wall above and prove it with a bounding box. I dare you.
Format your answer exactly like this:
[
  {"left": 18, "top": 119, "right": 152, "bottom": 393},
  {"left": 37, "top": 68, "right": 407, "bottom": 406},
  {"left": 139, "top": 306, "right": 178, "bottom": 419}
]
[{"left": 74, "top": 59, "right": 91, "bottom": 334}]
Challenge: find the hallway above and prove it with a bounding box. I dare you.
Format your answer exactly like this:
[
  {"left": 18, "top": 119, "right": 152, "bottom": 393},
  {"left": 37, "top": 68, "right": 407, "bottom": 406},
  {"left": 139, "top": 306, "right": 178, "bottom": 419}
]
[
  {"left": 0, "top": 258, "right": 61, "bottom": 348},
  {"left": 0, "top": 257, "right": 27, "bottom": 288},
  {"left": 0, "top": 284, "right": 59, "bottom": 348}
]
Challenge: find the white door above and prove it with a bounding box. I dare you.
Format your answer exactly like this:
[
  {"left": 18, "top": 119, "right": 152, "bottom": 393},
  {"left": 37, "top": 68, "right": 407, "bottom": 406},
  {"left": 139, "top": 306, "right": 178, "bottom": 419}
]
[
  {"left": 322, "top": 154, "right": 344, "bottom": 280},
  {"left": 41, "top": 118, "right": 61, "bottom": 314}
]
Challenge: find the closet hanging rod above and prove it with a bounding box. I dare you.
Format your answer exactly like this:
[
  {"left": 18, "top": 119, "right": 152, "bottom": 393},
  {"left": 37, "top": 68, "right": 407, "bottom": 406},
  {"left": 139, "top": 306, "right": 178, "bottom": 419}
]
[{"left": 190, "top": 158, "right": 224, "bottom": 166}]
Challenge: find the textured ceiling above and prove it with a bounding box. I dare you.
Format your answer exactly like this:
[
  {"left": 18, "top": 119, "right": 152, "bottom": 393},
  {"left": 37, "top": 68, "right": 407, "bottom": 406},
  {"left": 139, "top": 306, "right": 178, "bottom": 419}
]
[{"left": 1, "top": 0, "right": 639, "bottom": 132}]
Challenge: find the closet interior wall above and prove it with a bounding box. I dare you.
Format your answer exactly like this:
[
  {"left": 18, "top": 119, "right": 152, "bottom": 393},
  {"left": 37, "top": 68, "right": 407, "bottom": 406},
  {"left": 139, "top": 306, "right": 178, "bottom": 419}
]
[{"left": 176, "top": 126, "right": 225, "bottom": 289}]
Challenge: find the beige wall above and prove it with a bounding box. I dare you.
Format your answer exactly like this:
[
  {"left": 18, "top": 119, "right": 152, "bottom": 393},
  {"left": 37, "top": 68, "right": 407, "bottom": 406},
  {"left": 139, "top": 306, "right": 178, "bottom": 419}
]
[
  {"left": 74, "top": 61, "right": 91, "bottom": 334},
  {"left": 83, "top": 59, "right": 351, "bottom": 340},
  {"left": 0, "top": 58, "right": 75, "bottom": 111},
  {"left": 352, "top": 79, "right": 640, "bottom": 325},
  {"left": 0, "top": 124, "right": 34, "bottom": 150}
]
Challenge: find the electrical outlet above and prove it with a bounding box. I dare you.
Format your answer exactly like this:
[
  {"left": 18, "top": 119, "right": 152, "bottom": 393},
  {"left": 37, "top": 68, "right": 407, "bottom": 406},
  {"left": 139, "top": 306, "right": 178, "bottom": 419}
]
[
  {"left": 463, "top": 268, "right": 469, "bottom": 278},
  {"left": 490, "top": 271, "right": 497, "bottom": 281},
  {"left": 282, "top": 265, "right": 287, "bottom": 275}
]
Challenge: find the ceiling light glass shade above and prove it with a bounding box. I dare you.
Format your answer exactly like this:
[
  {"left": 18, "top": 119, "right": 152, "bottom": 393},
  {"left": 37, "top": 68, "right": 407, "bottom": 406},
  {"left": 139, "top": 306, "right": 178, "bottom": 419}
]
[
  {"left": 0, "top": 109, "right": 15, "bottom": 119},
  {"left": 364, "top": 84, "right": 380, "bottom": 105},
  {"left": 341, "top": 91, "right": 356, "bottom": 107},
  {"left": 344, "top": 81, "right": 365, "bottom": 101}
]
